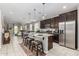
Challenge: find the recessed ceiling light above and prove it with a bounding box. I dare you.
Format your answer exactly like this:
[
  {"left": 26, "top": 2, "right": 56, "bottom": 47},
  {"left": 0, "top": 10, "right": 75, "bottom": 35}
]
[
  {"left": 9, "top": 11, "right": 13, "bottom": 14},
  {"left": 30, "top": 19, "right": 36, "bottom": 22},
  {"left": 63, "top": 6, "right": 67, "bottom": 9},
  {"left": 42, "top": 16, "right": 45, "bottom": 19}
]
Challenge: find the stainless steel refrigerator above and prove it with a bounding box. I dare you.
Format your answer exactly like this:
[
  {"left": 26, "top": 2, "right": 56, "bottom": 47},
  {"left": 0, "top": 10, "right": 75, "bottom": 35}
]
[
  {"left": 59, "top": 22, "right": 65, "bottom": 46},
  {"left": 59, "top": 20, "right": 77, "bottom": 49}
]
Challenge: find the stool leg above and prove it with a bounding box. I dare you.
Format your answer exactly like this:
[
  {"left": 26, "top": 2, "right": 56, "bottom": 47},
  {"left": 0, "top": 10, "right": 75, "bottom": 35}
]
[
  {"left": 31, "top": 43, "right": 34, "bottom": 52},
  {"left": 24, "top": 38, "right": 27, "bottom": 46},
  {"left": 29, "top": 40, "right": 31, "bottom": 49},
  {"left": 41, "top": 43, "right": 44, "bottom": 53},
  {"left": 24, "top": 39, "right": 26, "bottom": 45},
  {"left": 29, "top": 42, "right": 30, "bottom": 49},
  {"left": 26, "top": 39, "right": 28, "bottom": 46},
  {"left": 36, "top": 45, "right": 38, "bottom": 56},
  {"left": 24, "top": 39, "right": 26, "bottom": 46}
]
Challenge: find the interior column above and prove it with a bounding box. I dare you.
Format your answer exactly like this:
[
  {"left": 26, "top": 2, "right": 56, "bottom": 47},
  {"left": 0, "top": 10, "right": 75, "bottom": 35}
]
[
  {"left": 0, "top": 10, "right": 2, "bottom": 48},
  {"left": 77, "top": 7, "right": 79, "bottom": 50}
]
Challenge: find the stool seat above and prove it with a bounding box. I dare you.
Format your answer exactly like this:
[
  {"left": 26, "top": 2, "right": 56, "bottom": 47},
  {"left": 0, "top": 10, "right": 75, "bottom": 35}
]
[{"left": 32, "top": 40, "right": 42, "bottom": 45}]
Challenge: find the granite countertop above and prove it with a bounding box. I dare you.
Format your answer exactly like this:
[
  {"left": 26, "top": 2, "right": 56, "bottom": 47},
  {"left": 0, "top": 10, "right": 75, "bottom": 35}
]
[
  {"left": 27, "top": 33, "right": 54, "bottom": 41},
  {"left": 27, "top": 32, "right": 54, "bottom": 38},
  {"left": 34, "top": 33, "right": 53, "bottom": 37}
]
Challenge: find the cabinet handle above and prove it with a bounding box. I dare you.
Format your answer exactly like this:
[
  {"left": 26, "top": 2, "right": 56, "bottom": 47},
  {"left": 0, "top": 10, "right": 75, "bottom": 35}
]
[{"left": 43, "top": 37, "right": 44, "bottom": 40}]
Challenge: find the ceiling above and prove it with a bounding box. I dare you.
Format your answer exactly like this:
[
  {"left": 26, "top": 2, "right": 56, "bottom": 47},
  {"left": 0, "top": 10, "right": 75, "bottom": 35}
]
[{"left": 0, "top": 3, "right": 79, "bottom": 24}]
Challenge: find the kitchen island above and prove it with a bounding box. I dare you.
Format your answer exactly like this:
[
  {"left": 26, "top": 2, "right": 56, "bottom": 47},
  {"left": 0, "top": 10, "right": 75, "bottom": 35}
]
[{"left": 28, "top": 33, "right": 53, "bottom": 53}]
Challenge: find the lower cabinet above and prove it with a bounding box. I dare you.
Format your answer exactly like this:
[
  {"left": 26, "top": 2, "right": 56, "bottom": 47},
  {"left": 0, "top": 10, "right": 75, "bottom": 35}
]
[{"left": 48, "top": 36, "right": 53, "bottom": 50}]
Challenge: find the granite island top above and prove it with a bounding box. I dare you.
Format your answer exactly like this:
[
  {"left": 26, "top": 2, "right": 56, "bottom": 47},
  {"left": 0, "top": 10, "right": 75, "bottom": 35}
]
[
  {"left": 28, "top": 32, "right": 54, "bottom": 39},
  {"left": 34, "top": 33, "right": 53, "bottom": 37}
]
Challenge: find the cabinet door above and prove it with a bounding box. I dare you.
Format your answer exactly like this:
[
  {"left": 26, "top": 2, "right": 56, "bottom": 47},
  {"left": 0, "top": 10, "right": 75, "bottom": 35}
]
[
  {"left": 66, "top": 10, "right": 77, "bottom": 21},
  {"left": 72, "top": 10, "right": 77, "bottom": 21},
  {"left": 54, "top": 17, "right": 59, "bottom": 28},
  {"left": 48, "top": 36, "right": 53, "bottom": 50},
  {"left": 51, "top": 17, "right": 59, "bottom": 28},
  {"left": 66, "top": 13, "right": 74, "bottom": 21},
  {"left": 45, "top": 19, "right": 51, "bottom": 28},
  {"left": 40, "top": 20, "right": 45, "bottom": 28},
  {"left": 59, "top": 14, "right": 66, "bottom": 22},
  {"left": 50, "top": 18, "right": 54, "bottom": 28}
]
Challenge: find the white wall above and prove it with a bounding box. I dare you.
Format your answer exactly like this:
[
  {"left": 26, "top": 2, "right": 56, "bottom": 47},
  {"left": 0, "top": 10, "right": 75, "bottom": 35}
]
[
  {"left": 34, "top": 22, "right": 40, "bottom": 31},
  {"left": 77, "top": 6, "right": 79, "bottom": 50},
  {"left": 0, "top": 10, "right": 2, "bottom": 48},
  {"left": 24, "top": 25, "right": 27, "bottom": 30},
  {"left": 30, "top": 24, "right": 33, "bottom": 31}
]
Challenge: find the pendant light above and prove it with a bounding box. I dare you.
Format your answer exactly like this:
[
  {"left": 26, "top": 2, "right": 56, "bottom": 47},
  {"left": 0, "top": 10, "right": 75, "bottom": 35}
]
[
  {"left": 42, "top": 3, "right": 46, "bottom": 20},
  {"left": 28, "top": 12, "right": 31, "bottom": 20},
  {"left": 27, "top": 12, "right": 31, "bottom": 23},
  {"left": 33, "top": 8, "right": 36, "bottom": 22}
]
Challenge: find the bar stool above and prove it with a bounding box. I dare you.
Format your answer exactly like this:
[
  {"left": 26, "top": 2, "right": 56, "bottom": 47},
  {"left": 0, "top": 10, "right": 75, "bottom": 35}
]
[
  {"left": 23, "top": 34, "right": 29, "bottom": 45},
  {"left": 24, "top": 36, "right": 29, "bottom": 46},
  {"left": 28, "top": 38, "right": 35, "bottom": 49},
  {"left": 31, "top": 40, "right": 44, "bottom": 56}
]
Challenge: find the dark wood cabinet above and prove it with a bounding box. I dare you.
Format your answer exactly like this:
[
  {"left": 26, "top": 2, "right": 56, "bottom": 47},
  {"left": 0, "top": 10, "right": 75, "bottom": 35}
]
[
  {"left": 50, "top": 18, "right": 54, "bottom": 28},
  {"left": 51, "top": 17, "right": 59, "bottom": 28},
  {"left": 66, "top": 10, "right": 77, "bottom": 21},
  {"left": 40, "top": 20, "right": 45, "bottom": 28},
  {"left": 40, "top": 10, "right": 77, "bottom": 29},
  {"left": 48, "top": 36, "right": 53, "bottom": 50},
  {"left": 40, "top": 17, "right": 59, "bottom": 29},
  {"left": 59, "top": 14, "right": 66, "bottom": 22},
  {"left": 45, "top": 19, "right": 51, "bottom": 28},
  {"left": 59, "top": 10, "right": 77, "bottom": 22},
  {"left": 40, "top": 19, "right": 51, "bottom": 28}
]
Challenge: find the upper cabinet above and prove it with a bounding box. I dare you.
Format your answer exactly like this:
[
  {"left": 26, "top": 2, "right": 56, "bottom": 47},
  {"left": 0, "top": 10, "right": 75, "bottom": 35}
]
[
  {"left": 59, "top": 10, "right": 77, "bottom": 22},
  {"left": 59, "top": 13, "right": 66, "bottom": 22},
  {"left": 40, "top": 19, "right": 51, "bottom": 28},
  {"left": 45, "top": 19, "right": 51, "bottom": 28},
  {"left": 66, "top": 10, "right": 77, "bottom": 21},
  {"left": 40, "top": 10, "right": 77, "bottom": 29},
  {"left": 51, "top": 17, "right": 59, "bottom": 28},
  {"left": 40, "top": 20, "right": 46, "bottom": 28},
  {"left": 50, "top": 18, "right": 54, "bottom": 28},
  {"left": 40, "top": 16, "right": 60, "bottom": 29}
]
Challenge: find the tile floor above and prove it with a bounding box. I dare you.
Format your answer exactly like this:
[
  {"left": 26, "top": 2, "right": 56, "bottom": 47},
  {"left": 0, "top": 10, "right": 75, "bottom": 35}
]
[
  {"left": 0, "top": 36, "right": 79, "bottom": 56},
  {"left": 0, "top": 36, "right": 27, "bottom": 56},
  {"left": 46, "top": 43, "right": 79, "bottom": 56}
]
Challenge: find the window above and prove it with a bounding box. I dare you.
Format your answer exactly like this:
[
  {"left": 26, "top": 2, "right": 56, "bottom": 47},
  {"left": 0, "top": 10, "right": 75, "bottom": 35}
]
[
  {"left": 30, "top": 24, "right": 33, "bottom": 31},
  {"left": 34, "top": 22, "right": 40, "bottom": 31},
  {"left": 14, "top": 26, "right": 18, "bottom": 34}
]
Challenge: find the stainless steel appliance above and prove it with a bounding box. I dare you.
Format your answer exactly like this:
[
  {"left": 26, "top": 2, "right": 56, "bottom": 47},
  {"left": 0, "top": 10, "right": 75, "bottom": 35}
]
[
  {"left": 59, "top": 22, "right": 65, "bottom": 46},
  {"left": 65, "top": 21, "right": 75, "bottom": 49},
  {"left": 59, "top": 20, "right": 76, "bottom": 49}
]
